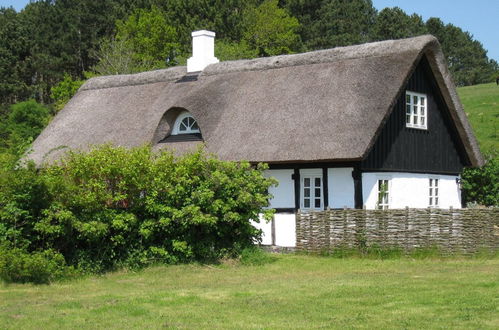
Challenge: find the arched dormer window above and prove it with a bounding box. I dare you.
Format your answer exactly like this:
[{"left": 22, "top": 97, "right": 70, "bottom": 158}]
[{"left": 172, "top": 111, "right": 200, "bottom": 135}]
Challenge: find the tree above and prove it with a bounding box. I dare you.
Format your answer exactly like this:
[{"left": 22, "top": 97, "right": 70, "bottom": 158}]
[
  {"left": 50, "top": 74, "right": 85, "bottom": 112},
  {"left": 115, "top": 6, "right": 180, "bottom": 68},
  {"left": 242, "top": 0, "right": 302, "bottom": 57},
  {"left": 284, "top": 0, "right": 377, "bottom": 50},
  {"left": 371, "top": 7, "right": 426, "bottom": 41},
  {"left": 0, "top": 8, "right": 31, "bottom": 105},
  {"left": 426, "top": 17, "right": 496, "bottom": 86},
  {"left": 2, "top": 100, "right": 51, "bottom": 153}
]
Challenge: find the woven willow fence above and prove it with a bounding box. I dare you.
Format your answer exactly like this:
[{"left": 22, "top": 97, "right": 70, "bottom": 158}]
[{"left": 296, "top": 208, "right": 499, "bottom": 254}]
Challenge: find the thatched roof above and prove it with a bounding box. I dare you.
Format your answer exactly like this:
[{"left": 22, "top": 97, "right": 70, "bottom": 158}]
[{"left": 27, "top": 35, "right": 483, "bottom": 167}]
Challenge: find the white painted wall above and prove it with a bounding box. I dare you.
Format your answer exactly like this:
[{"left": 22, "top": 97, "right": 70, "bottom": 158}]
[
  {"left": 362, "top": 172, "right": 461, "bottom": 209},
  {"left": 274, "top": 213, "right": 296, "bottom": 247},
  {"left": 328, "top": 167, "right": 355, "bottom": 208},
  {"left": 264, "top": 169, "right": 295, "bottom": 208}
]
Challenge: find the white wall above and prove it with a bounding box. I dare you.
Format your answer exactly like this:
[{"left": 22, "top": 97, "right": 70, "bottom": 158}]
[
  {"left": 274, "top": 213, "right": 296, "bottom": 247},
  {"left": 362, "top": 172, "right": 461, "bottom": 209},
  {"left": 328, "top": 167, "right": 355, "bottom": 208},
  {"left": 264, "top": 169, "right": 294, "bottom": 208}
]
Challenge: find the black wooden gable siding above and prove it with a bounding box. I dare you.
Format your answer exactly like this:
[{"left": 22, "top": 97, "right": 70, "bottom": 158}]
[{"left": 361, "top": 56, "right": 469, "bottom": 174}]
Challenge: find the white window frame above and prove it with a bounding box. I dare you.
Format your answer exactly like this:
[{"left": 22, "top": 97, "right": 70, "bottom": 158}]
[
  {"left": 429, "top": 177, "right": 439, "bottom": 207},
  {"left": 376, "top": 178, "right": 391, "bottom": 210},
  {"left": 405, "top": 91, "right": 427, "bottom": 130},
  {"left": 300, "top": 169, "right": 323, "bottom": 211},
  {"left": 172, "top": 111, "right": 200, "bottom": 135}
]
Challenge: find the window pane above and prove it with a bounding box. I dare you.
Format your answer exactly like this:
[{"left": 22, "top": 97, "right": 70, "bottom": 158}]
[
  {"left": 435, "top": 179, "right": 438, "bottom": 187},
  {"left": 420, "top": 117, "right": 425, "bottom": 126},
  {"left": 304, "top": 188, "right": 310, "bottom": 198},
  {"left": 304, "top": 199, "right": 310, "bottom": 208},
  {"left": 429, "top": 197, "right": 433, "bottom": 205},
  {"left": 191, "top": 121, "right": 199, "bottom": 130},
  {"left": 406, "top": 94, "right": 410, "bottom": 103},
  {"left": 179, "top": 122, "right": 187, "bottom": 131},
  {"left": 304, "top": 178, "right": 310, "bottom": 187},
  {"left": 435, "top": 188, "right": 438, "bottom": 195},
  {"left": 413, "top": 105, "right": 418, "bottom": 115},
  {"left": 421, "top": 96, "right": 425, "bottom": 105},
  {"left": 413, "top": 95, "right": 418, "bottom": 104},
  {"left": 315, "top": 178, "right": 321, "bottom": 187},
  {"left": 435, "top": 197, "right": 439, "bottom": 205},
  {"left": 429, "top": 188, "right": 433, "bottom": 196},
  {"left": 406, "top": 104, "right": 411, "bottom": 114},
  {"left": 315, "top": 188, "right": 321, "bottom": 198},
  {"left": 420, "top": 108, "right": 425, "bottom": 116},
  {"left": 314, "top": 199, "right": 321, "bottom": 208}
]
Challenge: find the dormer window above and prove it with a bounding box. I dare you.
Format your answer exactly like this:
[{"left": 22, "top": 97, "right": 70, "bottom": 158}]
[
  {"left": 405, "top": 91, "right": 427, "bottom": 129},
  {"left": 172, "top": 111, "right": 200, "bottom": 135}
]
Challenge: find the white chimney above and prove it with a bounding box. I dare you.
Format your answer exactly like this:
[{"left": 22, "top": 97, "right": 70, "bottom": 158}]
[{"left": 187, "top": 30, "right": 219, "bottom": 72}]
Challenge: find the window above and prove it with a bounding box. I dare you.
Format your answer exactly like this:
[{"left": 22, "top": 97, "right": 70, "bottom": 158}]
[
  {"left": 172, "top": 111, "right": 200, "bottom": 135},
  {"left": 377, "top": 179, "right": 390, "bottom": 210},
  {"left": 301, "top": 174, "right": 323, "bottom": 210},
  {"left": 405, "top": 91, "right": 427, "bottom": 129},
  {"left": 429, "top": 178, "right": 439, "bottom": 207}
]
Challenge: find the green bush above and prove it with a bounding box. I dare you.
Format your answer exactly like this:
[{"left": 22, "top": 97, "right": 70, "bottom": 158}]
[
  {"left": 0, "top": 145, "right": 275, "bottom": 276},
  {"left": 461, "top": 152, "right": 498, "bottom": 207},
  {"left": 0, "top": 244, "right": 71, "bottom": 284}
]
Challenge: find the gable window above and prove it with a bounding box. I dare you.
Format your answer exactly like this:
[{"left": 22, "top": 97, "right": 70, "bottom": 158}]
[
  {"left": 172, "top": 111, "right": 200, "bottom": 135},
  {"left": 301, "top": 172, "right": 323, "bottom": 210},
  {"left": 405, "top": 91, "right": 427, "bottom": 129},
  {"left": 377, "top": 179, "right": 390, "bottom": 210},
  {"left": 429, "top": 178, "right": 439, "bottom": 207}
]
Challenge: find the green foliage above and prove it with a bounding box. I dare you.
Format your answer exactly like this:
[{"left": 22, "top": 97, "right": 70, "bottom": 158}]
[
  {"left": 0, "top": 100, "right": 51, "bottom": 153},
  {"left": 371, "top": 7, "right": 426, "bottom": 41},
  {"left": 286, "top": 0, "right": 376, "bottom": 49},
  {"left": 0, "top": 243, "right": 71, "bottom": 284},
  {"left": 242, "top": 0, "right": 302, "bottom": 57},
  {"left": 50, "top": 74, "right": 85, "bottom": 112},
  {"left": 215, "top": 39, "right": 258, "bottom": 62},
  {"left": 461, "top": 153, "right": 499, "bottom": 207},
  {"left": 0, "top": 145, "right": 275, "bottom": 276},
  {"left": 426, "top": 17, "right": 496, "bottom": 86},
  {"left": 116, "top": 6, "right": 180, "bottom": 69}
]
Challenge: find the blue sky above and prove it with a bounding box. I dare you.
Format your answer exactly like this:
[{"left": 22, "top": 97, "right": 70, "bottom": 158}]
[{"left": 1, "top": 0, "right": 498, "bottom": 62}]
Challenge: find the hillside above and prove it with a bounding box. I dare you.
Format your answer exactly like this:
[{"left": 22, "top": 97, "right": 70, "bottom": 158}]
[{"left": 458, "top": 83, "right": 499, "bottom": 154}]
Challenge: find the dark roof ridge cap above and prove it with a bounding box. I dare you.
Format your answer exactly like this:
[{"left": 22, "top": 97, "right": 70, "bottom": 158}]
[
  {"left": 202, "top": 35, "right": 438, "bottom": 76},
  {"left": 80, "top": 66, "right": 187, "bottom": 91}
]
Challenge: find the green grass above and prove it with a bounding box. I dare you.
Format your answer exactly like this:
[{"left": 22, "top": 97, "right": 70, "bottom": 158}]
[
  {"left": 457, "top": 82, "right": 499, "bottom": 153},
  {"left": 1, "top": 254, "right": 498, "bottom": 329}
]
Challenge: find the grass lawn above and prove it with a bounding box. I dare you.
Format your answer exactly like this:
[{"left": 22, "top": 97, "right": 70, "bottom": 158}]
[
  {"left": 457, "top": 82, "right": 499, "bottom": 153},
  {"left": 1, "top": 254, "right": 498, "bottom": 329}
]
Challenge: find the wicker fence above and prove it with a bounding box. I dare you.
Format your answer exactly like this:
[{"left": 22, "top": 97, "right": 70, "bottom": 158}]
[{"left": 296, "top": 208, "right": 499, "bottom": 254}]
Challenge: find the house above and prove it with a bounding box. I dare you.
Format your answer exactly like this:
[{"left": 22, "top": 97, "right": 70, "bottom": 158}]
[{"left": 28, "top": 31, "right": 483, "bottom": 247}]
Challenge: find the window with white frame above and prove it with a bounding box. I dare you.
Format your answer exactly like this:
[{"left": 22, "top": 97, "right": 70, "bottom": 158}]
[
  {"left": 405, "top": 91, "right": 427, "bottom": 129},
  {"left": 429, "top": 178, "right": 439, "bottom": 207},
  {"left": 172, "top": 111, "right": 200, "bottom": 135},
  {"left": 377, "top": 179, "right": 390, "bottom": 210},
  {"left": 301, "top": 174, "right": 323, "bottom": 210}
]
